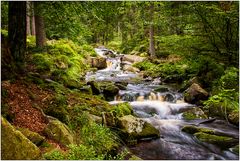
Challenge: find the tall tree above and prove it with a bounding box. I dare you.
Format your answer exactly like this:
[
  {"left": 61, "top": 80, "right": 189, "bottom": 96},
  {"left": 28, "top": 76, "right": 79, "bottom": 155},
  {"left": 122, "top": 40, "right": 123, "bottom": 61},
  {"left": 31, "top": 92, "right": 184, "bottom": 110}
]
[
  {"left": 34, "top": 1, "right": 46, "bottom": 47},
  {"left": 149, "top": 2, "right": 156, "bottom": 58},
  {"left": 31, "top": 2, "right": 36, "bottom": 35},
  {"left": 8, "top": 1, "right": 26, "bottom": 70},
  {"left": 26, "top": 1, "right": 31, "bottom": 35}
]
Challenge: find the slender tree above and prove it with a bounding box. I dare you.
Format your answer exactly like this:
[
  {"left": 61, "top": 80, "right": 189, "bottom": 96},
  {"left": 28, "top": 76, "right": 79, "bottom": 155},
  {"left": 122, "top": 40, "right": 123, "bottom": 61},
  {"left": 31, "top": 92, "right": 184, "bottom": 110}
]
[
  {"left": 8, "top": 1, "right": 26, "bottom": 70},
  {"left": 34, "top": 1, "right": 46, "bottom": 47},
  {"left": 26, "top": 1, "right": 31, "bottom": 35},
  {"left": 149, "top": 2, "right": 156, "bottom": 58}
]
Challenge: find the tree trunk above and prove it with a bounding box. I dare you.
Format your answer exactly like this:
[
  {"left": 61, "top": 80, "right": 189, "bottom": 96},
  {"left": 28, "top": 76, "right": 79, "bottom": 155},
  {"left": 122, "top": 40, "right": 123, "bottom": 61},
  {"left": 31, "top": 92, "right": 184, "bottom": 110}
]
[
  {"left": 149, "top": 3, "right": 156, "bottom": 58},
  {"left": 26, "top": 1, "right": 31, "bottom": 35},
  {"left": 34, "top": 2, "right": 46, "bottom": 47},
  {"left": 8, "top": 1, "right": 26, "bottom": 70},
  {"left": 30, "top": 2, "right": 36, "bottom": 35}
]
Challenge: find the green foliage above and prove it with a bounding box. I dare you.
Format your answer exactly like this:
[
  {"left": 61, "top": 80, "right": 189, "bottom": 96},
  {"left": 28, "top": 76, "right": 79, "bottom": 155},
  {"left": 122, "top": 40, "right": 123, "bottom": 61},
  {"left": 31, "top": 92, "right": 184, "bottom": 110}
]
[
  {"left": 203, "top": 89, "right": 239, "bottom": 119},
  {"left": 44, "top": 150, "right": 65, "bottom": 160},
  {"left": 30, "top": 39, "right": 90, "bottom": 87},
  {"left": 1, "top": 29, "right": 8, "bottom": 37},
  {"left": 67, "top": 144, "right": 103, "bottom": 160},
  {"left": 215, "top": 67, "right": 239, "bottom": 91}
]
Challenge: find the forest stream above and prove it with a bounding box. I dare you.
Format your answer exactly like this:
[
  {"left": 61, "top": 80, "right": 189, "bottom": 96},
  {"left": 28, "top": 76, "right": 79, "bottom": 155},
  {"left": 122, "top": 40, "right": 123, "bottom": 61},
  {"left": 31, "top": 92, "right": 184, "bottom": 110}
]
[{"left": 86, "top": 47, "right": 239, "bottom": 160}]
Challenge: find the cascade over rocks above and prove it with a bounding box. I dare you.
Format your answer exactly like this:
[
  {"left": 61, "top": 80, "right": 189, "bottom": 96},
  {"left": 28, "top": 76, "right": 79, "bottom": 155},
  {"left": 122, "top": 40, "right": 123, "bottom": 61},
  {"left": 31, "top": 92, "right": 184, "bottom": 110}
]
[
  {"left": 1, "top": 117, "right": 41, "bottom": 160},
  {"left": 184, "top": 83, "right": 209, "bottom": 105}
]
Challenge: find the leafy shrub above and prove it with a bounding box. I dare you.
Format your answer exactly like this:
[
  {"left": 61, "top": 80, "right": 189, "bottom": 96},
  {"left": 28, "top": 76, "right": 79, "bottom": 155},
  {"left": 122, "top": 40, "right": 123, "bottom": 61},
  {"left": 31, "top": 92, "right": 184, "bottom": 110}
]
[
  {"left": 67, "top": 144, "right": 103, "bottom": 160},
  {"left": 217, "top": 67, "right": 239, "bottom": 91},
  {"left": 203, "top": 89, "right": 239, "bottom": 119},
  {"left": 44, "top": 150, "right": 65, "bottom": 160}
]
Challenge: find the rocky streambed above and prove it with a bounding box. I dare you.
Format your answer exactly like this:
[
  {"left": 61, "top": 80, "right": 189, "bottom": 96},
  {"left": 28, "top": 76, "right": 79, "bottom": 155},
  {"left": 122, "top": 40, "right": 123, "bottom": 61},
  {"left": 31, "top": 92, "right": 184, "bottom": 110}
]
[{"left": 86, "top": 47, "right": 239, "bottom": 160}]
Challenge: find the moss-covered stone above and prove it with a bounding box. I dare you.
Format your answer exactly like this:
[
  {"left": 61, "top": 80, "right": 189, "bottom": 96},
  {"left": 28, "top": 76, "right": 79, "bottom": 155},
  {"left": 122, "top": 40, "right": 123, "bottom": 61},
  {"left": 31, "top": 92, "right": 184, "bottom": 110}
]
[
  {"left": 182, "top": 107, "right": 207, "bottom": 120},
  {"left": 44, "top": 119, "right": 74, "bottom": 146},
  {"left": 87, "top": 81, "right": 101, "bottom": 95},
  {"left": 194, "top": 132, "right": 238, "bottom": 149},
  {"left": 228, "top": 110, "right": 239, "bottom": 126},
  {"left": 184, "top": 83, "right": 209, "bottom": 105},
  {"left": 181, "top": 125, "right": 215, "bottom": 134},
  {"left": 117, "top": 115, "right": 160, "bottom": 143},
  {"left": 112, "top": 102, "right": 133, "bottom": 117},
  {"left": 1, "top": 117, "right": 41, "bottom": 160},
  {"left": 17, "top": 127, "right": 45, "bottom": 146},
  {"left": 231, "top": 145, "right": 239, "bottom": 154}
]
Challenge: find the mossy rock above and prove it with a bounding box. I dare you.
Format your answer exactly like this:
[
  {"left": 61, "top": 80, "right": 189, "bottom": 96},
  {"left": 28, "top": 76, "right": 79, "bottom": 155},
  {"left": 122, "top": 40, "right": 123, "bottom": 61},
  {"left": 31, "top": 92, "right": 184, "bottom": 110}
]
[
  {"left": 184, "top": 83, "right": 209, "bottom": 105},
  {"left": 87, "top": 81, "right": 101, "bottom": 95},
  {"left": 112, "top": 102, "right": 133, "bottom": 117},
  {"left": 154, "top": 86, "right": 169, "bottom": 93},
  {"left": 181, "top": 125, "right": 215, "bottom": 134},
  {"left": 117, "top": 115, "right": 160, "bottom": 144},
  {"left": 17, "top": 127, "right": 45, "bottom": 146},
  {"left": 228, "top": 110, "right": 239, "bottom": 126},
  {"left": 194, "top": 132, "right": 238, "bottom": 149},
  {"left": 231, "top": 145, "right": 239, "bottom": 154},
  {"left": 182, "top": 107, "right": 208, "bottom": 120},
  {"left": 99, "top": 82, "right": 119, "bottom": 101},
  {"left": 44, "top": 119, "right": 74, "bottom": 146},
  {"left": 129, "top": 155, "right": 142, "bottom": 160},
  {"left": 1, "top": 117, "right": 41, "bottom": 160}
]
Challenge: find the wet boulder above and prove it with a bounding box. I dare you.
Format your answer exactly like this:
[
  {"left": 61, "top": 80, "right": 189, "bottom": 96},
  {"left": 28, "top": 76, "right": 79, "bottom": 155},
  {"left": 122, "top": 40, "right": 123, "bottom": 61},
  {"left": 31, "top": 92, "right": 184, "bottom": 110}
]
[
  {"left": 44, "top": 119, "right": 74, "bottom": 146},
  {"left": 184, "top": 83, "right": 209, "bottom": 105},
  {"left": 182, "top": 107, "right": 208, "bottom": 120},
  {"left": 181, "top": 125, "right": 214, "bottom": 135},
  {"left": 98, "top": 82, "right": 119, "bottom": 101},
  {"left": 117, "top": 115, "right": 160, "bottom": 143},
  {"left": 89, "top": 57, "right": 107, "bottom": 69},
  {"left": 122, "top": 55, "right": 146, "bottom": 63},
  {"left": 179, "top": 77, "right": 200, "bottom": 92},
  {"left": 122, "top": 64, "right": 140, "bottom": 73},
  {"left": 194, "top": 132, "right": 238, "bottom": 149},
  {"left": 87, "top": 81, "right": 101, "bottom": 95},
  {"left": 1, "top": 117, "right": 41, "bottom": 160}
]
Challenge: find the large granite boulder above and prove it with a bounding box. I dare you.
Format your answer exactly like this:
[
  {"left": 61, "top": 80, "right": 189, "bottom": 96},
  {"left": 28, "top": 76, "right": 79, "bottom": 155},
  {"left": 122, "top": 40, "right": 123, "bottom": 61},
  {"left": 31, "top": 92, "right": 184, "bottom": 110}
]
[
  {"left": 44, "top": 119, "right": 74, "bottom": 146},
  {"left": 1, "top": 117, "right": 41, "bottom": 160},
  {"left": 122, "top": 64, "right": 140, "bottom": 73},
  {"left": 184, "top": 83, "right": 209, "bottom": 105}
]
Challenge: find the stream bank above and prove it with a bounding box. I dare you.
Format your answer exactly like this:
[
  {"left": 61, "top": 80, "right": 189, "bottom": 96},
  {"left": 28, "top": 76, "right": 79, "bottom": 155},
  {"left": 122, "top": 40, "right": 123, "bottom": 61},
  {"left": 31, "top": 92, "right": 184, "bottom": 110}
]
[{"left": 86, "top": 47, "right": 239, "bottom": 160}]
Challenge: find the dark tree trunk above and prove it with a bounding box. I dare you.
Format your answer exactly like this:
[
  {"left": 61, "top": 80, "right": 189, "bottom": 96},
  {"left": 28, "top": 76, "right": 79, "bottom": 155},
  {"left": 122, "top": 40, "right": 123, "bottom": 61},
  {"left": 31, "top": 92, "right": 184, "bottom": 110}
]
[
  {"left": 8, "top": 1, "right": 26, "bottom": 70},
  {"left": 149, "top": 3, "right": 156, "bottom": 58},
  {"left": 34, "top": 2, "right": 46, "bottom": 47}
]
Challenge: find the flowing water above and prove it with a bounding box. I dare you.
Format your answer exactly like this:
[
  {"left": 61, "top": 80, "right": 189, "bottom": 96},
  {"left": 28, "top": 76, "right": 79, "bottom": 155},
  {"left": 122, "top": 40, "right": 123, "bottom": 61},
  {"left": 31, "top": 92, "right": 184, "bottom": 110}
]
[{"left": 86, "top": 47, "right": 239, "bottom": 160}]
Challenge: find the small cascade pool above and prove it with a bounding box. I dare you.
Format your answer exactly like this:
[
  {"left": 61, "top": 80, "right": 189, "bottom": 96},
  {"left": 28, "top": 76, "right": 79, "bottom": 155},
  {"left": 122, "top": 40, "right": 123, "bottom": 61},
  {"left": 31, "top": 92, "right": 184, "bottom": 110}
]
[{"left": 87, "top": 47, "right": 239, "bottom": 160}]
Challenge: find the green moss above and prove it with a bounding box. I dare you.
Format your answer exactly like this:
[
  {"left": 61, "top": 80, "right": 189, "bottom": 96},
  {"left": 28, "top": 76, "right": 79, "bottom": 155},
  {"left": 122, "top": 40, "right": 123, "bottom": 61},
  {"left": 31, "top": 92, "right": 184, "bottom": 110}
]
[
  {"left": 44, "top": 94, "right": 69, "bottom": 124},
  {"left": 231, "top": 145, "right": 239, "bottom": 154},
  {"left": 182, "top": 108, "right": 208, "bottom": 120},
  {"left": 1, "top": 117, "right": 41, "bottom": 160},
  {"left": 194, "top": 132, "right": 238, "bottom": 149},
  {"left": 44, "top": 149, "right": 65, "bottom": 160},
  {"left": 182, "top": 125, "right": 215, "bottom": 134},
  {"left": 112, "top": 102, "right": 133, "bottom": 117},
  {"left": 44, "top": 119, "right": 75, "bottom": 146},
  {"left": 17, "top": 127, "right": 45, "bottom": 146}
]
